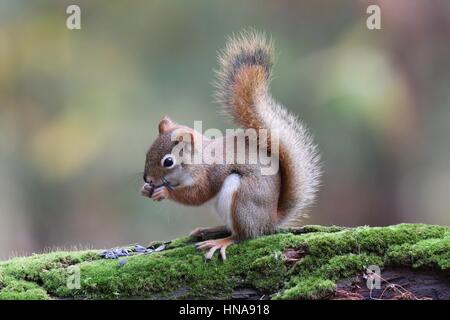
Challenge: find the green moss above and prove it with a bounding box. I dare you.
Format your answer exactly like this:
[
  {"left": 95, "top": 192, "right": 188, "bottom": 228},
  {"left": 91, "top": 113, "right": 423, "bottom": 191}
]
[
  {"left": 282, "top": 225, "right": 349, "bottom": 234},
  {"left": 0, "top": 275, "right": 49, "bottom": 300},
  {"left": 276, "top": 277, "right": 335, "bottom": 300},
  {"left": 246, "top": 253, "right": 286, "bottom": 291},
  {"left": 38, "top": 233, "right": 291, "bottom": 299},
  {"left": 0, "top": 224, "right": 448, "bottom": 300},
  {"left": 0, "top": 250, "right": 99, "bottom": 280},
  {"left": 386, "top": 235, "right": 450, "bottom": 270},
  {"left": 0, "top": 250, "right": 100, "bottom": 300},
  {"left": 165, "top": 236, "right": 192, "bottom": 250},
  {"left": 279, "top": 253, "right": 383, "bottom": 299},
  {"left": 281, "top": 224, "right": 448, "bottom": 259}
]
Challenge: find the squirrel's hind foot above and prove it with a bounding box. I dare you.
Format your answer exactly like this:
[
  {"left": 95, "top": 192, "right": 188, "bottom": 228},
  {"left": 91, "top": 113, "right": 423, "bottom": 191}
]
[{"left": 195, "top": 236, "right": 236, "bottom": 261}]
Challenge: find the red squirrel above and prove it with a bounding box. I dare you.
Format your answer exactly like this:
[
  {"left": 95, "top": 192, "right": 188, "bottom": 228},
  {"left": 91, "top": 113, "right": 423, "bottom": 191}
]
[{"left": 141, "top": 30, "right": 321, "bottom": 260}]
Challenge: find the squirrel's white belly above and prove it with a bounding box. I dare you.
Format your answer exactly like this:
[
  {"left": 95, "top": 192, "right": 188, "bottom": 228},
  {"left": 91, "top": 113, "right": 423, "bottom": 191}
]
[{"left": 210, "top": 173, "right": 241, "bottom": 230}]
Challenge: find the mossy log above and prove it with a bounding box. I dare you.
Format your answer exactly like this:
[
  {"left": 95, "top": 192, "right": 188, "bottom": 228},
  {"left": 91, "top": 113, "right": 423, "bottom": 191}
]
[{"left": 0, "top": 224, "right": 449, "bottom": 300}]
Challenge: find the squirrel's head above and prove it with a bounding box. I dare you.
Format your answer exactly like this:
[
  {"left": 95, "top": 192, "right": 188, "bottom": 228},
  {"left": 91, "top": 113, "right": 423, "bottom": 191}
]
[{"left": 141, "top": 117, "right": 197, "bottom": 198}]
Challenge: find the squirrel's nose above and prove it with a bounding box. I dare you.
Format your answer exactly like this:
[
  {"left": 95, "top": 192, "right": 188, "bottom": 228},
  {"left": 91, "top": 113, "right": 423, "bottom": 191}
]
[{"left": 146, "top": 176, "right": 155, "bottom": 185}]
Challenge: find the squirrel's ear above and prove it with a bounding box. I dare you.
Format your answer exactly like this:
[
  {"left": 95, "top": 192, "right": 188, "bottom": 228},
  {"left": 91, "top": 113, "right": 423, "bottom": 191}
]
[
  {"left": 158, "top": 117, "right": 175, "bottom": 134},
  {"left": 171, "top": 127, "right": 202, "bottom": 151}
]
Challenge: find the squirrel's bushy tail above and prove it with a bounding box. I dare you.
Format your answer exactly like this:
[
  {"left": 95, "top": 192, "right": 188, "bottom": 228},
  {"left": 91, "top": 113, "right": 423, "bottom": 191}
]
[{"left": 215, "top": 30, "right": 321, "bottom": 224}]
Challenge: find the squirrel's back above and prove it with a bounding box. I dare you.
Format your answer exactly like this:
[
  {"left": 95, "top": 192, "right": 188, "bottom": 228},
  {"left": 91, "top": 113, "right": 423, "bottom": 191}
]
[{"left": 215, "top": 30, "right": 321, "bottom": 224}]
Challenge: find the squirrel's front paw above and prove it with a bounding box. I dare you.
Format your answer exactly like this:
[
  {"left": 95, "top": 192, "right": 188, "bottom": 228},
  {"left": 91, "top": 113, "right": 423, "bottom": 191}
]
[
  {"left": 141, "top": 183, "right": 154, "bottom": 198},
  {"left": 152, "top": 186, "right": 169, "bottom": 201}
]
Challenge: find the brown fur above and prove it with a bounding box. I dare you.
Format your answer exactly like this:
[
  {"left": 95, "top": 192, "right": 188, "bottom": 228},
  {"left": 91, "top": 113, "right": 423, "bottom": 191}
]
[
  {"left": 143, "top": 30, "right": 321, "bottom": 241},
  {"left": 277, "top": 145, "right": 295, "bottom": 218},
  {"left": 230, "top": 191, "right": 242, "bottom": 237},
  {"left": 230, "top": 66, "right": 266, "bottom": 130},
  {"left": 170, "top": 177, "right": 217, "bottom": 205},
  {"left": 158, "top": 117, "right": 176, "bottom": 134},
  {"left": 214, "top": 30, "right": 321, "bottom": 226},
  {"left": 218, "top": 43, "right": 294, "bottom": 220}
]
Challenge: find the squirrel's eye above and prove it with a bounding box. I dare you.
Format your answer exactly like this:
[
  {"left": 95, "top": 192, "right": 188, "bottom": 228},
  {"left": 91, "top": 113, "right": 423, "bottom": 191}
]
[{"left": 161, "top": 154, "right": 176, "bottom": 169}]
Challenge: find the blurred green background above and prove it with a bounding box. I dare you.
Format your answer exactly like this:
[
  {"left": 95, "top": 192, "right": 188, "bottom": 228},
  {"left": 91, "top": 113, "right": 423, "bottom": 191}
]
[{"left": 1, "top": 0, "right": 449, "bottom": 259}]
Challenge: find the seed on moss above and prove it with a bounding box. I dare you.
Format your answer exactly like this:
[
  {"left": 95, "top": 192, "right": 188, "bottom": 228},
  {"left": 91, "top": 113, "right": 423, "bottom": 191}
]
[
  {"left": 154, "top": 245, "right": 166, "bottom": 252},
  {"left": 134, "top": 245, "right": 147, "bottom": 253},
  {"left": 100, "top": 248, "right": 129, "bottom": 259},
  {"left": 118, "top": 258, "right": 128, "bottom": 268}
]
